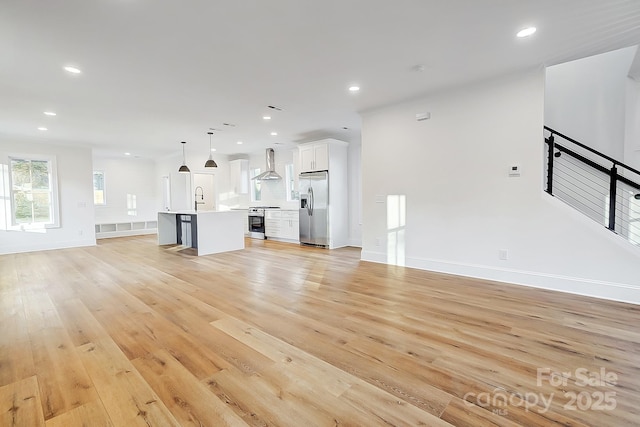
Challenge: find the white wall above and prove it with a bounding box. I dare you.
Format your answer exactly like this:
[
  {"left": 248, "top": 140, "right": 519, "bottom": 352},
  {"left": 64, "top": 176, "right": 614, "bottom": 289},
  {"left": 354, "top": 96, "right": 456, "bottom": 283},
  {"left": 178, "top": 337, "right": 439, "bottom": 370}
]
[
  {"left": 0, "top": 137, "right": 95, "bottom": 254},
  {"left": 348, "top": 142, "right": 362, "bottom": 246},
  {"left": 93, "top": 156, "right": 159, "bottom": 223},
  {"left": 361, "top": 70, "right": 640, "bottom": 304},
  {"left": 545, "top": 46, "right": 637, "bottom": 159},
  {"left": 624, "top": 78, "right": 640, "bottom": 170}
]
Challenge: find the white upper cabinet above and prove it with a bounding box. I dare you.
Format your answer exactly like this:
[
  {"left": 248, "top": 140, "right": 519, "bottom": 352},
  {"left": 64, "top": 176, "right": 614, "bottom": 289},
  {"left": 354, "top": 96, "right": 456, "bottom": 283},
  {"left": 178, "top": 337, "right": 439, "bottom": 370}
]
[
  {"left": 229, "top": 159, "right": 249, "bottom": 194},
  {"left": 298, "top": 141, "right": 330, "bottom": 172},
  {"left": 299, "top": 145, "right": 315, "bottom": 172}
]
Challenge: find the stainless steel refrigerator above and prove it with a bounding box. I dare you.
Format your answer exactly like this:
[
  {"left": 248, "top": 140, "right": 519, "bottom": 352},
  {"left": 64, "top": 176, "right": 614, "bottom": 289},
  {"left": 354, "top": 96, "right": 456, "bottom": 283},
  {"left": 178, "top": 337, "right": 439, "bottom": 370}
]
[{"left": 299, "top": 171, "right": 329, "bottom": 246}]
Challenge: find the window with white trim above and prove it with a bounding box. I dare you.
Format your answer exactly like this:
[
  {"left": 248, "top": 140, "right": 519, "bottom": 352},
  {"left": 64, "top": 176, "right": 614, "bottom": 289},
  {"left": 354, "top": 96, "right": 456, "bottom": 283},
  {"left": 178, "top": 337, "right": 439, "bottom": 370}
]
[
  {"left": 251, "top": 168, "right": 261, "bottom": 202},
  {"left": 9, "top": 155, "right": 59, "bottom": 227},
  {"left": 285, "top": 163, "right": 299, "bottom": 201},
  {"left": 127, "top": 193, "right": 137, "bottom": 216},
  {"left": 93, "top": 171, "right": 106, "bottom": 205}
]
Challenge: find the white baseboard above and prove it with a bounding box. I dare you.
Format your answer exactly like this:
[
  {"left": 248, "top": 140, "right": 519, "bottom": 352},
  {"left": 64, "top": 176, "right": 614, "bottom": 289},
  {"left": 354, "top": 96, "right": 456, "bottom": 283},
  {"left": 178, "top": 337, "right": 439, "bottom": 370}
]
[
  {"left": 0, "top": 238, "right": 97, "bottom": 255},
  {"left": 96, "top": 229, "right": 157, "bottom": 240},
  {"left": 361, "top": 250, "right": 640, "bottom": 305}
]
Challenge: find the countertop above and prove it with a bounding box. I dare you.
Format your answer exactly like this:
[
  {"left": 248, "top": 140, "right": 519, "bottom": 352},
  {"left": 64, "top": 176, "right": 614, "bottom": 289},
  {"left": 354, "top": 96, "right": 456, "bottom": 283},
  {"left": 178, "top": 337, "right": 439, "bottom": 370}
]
[{"left": 160, "top": 210, "right": 244, "bottom": 215}]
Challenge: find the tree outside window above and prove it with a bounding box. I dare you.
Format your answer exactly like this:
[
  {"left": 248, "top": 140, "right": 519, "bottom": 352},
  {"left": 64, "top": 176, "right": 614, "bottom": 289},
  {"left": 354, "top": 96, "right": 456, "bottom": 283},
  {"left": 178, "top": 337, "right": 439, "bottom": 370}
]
[
  {"left": 10, "top": 157, "right": 56, "bottom": 225},
  {"left": 93, "top": 171, "right": 105, "bottom": 205}
]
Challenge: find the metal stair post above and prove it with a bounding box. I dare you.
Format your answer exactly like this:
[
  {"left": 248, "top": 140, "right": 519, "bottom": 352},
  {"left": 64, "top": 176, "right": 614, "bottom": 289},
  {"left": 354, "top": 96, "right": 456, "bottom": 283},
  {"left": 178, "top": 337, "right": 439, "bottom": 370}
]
[
  {"left": 546, "top": 134, "right": 555, "bottom": 195},
  {"left": 608, "top": 165, "right": 618, "bottom": 231}
]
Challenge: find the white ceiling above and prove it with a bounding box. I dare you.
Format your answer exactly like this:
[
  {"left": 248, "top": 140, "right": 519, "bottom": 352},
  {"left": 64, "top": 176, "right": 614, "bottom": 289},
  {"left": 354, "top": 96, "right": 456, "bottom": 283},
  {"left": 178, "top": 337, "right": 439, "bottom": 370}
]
[{"left": 1, "top": 0, "right": 640, "bottom": 159}]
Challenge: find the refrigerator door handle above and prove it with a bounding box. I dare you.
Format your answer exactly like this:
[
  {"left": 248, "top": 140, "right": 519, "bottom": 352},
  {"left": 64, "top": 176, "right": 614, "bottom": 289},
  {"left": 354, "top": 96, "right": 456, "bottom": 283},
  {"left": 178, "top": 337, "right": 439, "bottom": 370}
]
[{"left": 308, "top": 187, "right": 314, "bottom": 216}]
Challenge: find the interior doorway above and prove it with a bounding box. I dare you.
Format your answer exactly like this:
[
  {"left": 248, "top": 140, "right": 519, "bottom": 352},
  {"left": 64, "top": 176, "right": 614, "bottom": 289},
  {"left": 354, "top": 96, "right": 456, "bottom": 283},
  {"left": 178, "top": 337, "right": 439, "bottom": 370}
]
[{"left": 193, "top": 173, "right": 216, "bottom": 211}]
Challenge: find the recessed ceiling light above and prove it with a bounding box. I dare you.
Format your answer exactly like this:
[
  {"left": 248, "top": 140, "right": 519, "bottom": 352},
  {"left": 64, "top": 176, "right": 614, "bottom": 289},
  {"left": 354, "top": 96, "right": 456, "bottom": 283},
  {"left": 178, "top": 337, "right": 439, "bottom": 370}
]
[
  {"left": 43, "top": 111, "right": 57, "bottom": 116},
  {"left": 237, "top": 141, "right": 243, "bottom": 145},
  {"left": 64, "top": 66, "right": 82, "bottom": 74},
  {"left": 270, "top": 132, "right": 278, "bottom": 136},
  {"left": 211, "top": 148, "right": 217, "bottom": 152},
  {"left": 348, "top": 85, "right": 360, "bottom": 92},
  {"left": 517, "top": 27, "right": 536, "bottom": 38},
  {"left": 37, "top": 127, "right": 48, "bottom": 131},
  {"left": 124, "top": 152, "right": 131, "bottom": 156},
  {"left": 263, "top": 116, "right": 271, "bottom": 120}
]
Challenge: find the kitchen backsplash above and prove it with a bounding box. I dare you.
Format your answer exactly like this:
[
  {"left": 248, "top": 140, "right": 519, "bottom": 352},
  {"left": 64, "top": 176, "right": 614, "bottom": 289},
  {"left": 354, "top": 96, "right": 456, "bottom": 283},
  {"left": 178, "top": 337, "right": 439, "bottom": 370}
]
[{"left": 226, "top": 179, "right": 299, "bottom": 209}]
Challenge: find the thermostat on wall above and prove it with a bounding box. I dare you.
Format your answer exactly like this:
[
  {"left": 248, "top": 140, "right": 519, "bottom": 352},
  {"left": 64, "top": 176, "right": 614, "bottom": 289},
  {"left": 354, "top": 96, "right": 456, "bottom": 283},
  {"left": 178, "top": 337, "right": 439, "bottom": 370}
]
[{"left": 509, "top": 165, "right": 521, "bottom": 177}]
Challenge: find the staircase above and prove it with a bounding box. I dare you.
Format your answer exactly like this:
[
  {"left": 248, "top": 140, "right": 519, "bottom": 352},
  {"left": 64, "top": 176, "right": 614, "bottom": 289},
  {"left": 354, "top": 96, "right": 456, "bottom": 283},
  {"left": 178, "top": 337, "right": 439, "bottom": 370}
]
[{"left": 544, "top": 126, "right": 640, "bottom": 246}]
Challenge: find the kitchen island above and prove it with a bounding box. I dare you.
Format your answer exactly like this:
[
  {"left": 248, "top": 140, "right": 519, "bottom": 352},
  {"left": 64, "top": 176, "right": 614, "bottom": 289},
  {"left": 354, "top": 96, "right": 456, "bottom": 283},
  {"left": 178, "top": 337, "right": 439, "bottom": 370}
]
[{"left": 157, "top": 210, "right": 245, "bottom": 256}]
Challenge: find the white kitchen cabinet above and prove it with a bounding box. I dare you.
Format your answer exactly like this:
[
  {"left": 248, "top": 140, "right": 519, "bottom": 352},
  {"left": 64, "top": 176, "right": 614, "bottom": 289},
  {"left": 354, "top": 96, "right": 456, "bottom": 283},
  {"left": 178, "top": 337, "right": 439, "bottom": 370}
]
[
  {"left": 265, "top": 210, "right": 281, "bottom": 238},
  {"left": 229, "top": 159, "right": 249, "bottom": 194},
  {"left": 299, "top": 142, "right": 329, "bottom": 172},
  {"left": 265, "top": 210, "right": 299, "bottom": 241},
  {"left": 279, "top": 210, "right": 299, "bottom": 240}
]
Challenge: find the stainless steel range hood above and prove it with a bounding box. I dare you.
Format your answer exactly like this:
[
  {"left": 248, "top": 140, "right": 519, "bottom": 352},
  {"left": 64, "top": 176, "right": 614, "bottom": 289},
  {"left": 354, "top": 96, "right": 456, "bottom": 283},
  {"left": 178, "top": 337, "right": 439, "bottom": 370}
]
[{"left": 252, "top": 148, "right": 282, "bottom": 180}]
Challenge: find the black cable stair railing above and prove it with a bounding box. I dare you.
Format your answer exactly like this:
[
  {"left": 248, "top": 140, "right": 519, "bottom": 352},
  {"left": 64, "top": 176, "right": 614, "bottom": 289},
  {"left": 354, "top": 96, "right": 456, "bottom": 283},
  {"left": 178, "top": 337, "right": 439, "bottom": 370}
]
[{"left": 544, "top": 126, "right": 640, "bottom": 247}]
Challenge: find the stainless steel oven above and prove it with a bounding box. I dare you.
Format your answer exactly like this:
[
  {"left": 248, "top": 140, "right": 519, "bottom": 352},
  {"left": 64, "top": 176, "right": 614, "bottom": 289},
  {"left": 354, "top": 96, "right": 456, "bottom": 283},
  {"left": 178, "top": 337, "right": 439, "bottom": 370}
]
[{"left": 248, "top": 207, "right": 265, "bottom": 239}]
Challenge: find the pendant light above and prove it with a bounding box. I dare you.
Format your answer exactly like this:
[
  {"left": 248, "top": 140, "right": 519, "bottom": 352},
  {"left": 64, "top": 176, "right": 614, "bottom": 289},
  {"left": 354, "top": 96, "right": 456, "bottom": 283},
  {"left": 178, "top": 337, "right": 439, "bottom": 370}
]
[
  {"left": 204, "top": 131, "right": 218, "bottom": 168},
  {"left": 178, "top": 141, "right": 190, "bottom": 173}
]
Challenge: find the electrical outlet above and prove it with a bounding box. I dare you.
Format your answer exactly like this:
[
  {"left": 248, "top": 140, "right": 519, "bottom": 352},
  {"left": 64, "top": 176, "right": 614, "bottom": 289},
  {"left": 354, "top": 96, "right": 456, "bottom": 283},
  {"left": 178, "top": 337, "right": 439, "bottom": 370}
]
[{"left": 499, "top": 249, "right": 508, "bottom": 260}]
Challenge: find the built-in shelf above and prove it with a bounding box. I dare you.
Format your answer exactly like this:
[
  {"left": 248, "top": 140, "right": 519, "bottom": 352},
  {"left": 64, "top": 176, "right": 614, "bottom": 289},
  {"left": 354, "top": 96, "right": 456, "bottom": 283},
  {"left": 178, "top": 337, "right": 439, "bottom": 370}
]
[{"left": 95, "top": 221, "right": 157, "bottom": 239}]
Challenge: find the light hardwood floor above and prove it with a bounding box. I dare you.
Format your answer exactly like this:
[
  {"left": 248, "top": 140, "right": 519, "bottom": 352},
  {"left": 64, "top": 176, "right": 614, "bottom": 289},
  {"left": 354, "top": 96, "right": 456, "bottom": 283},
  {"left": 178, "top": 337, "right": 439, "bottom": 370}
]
[{"left": 1, "top": 235, "right": 639, "bottom": 426}]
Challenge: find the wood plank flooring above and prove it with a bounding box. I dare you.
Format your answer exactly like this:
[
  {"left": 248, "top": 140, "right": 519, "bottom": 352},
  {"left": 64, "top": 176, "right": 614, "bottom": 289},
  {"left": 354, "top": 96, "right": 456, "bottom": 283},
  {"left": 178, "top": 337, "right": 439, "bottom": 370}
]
[{"left": 1, "top": 235, "right": 639, "bottom": 426}]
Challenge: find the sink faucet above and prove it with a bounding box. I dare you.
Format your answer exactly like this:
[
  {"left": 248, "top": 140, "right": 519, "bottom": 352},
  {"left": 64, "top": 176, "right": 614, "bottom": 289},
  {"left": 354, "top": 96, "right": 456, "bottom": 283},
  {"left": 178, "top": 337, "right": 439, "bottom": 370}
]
[{"left": 194, "top": 186, "right": 205, "bottom": 211}]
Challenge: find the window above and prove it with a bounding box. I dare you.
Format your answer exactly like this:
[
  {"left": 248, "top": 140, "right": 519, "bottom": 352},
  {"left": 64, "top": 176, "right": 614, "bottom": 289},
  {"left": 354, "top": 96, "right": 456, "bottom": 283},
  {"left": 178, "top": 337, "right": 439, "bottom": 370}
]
[
  {"left": 251, "top": 168, "right": 261, "bottom": 202},
  {"left": 387, "top": 195, "right": 406, "bottom": 266},
  {"left": 127, "top": 193, "right": 137, "bottom": 216},
  {"left": 93, "top": 171, "right": 105, "bottom": 205},
  {"left": 285, "top": 163, "right": 299, "bottom": 201},
  {"left": 9, "top": 155, "right": 59, "bottom": 227}
]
